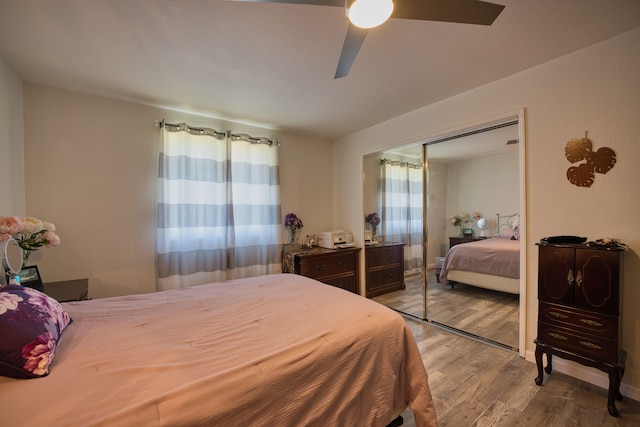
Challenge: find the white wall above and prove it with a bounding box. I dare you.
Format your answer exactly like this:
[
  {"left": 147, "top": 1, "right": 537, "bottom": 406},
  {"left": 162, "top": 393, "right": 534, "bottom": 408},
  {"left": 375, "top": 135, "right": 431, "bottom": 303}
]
[
  {"left": 22, "top": 84, "right": 334, "bottom": 298},
  {"left": 333, "top": 29, "right": 640, "bottom": 393},
  {"left": 0, "top": 56, "right": 25, "bottom": 214},
  {"left": 445, "top": 150, "right": 519, "bottom": 240}
]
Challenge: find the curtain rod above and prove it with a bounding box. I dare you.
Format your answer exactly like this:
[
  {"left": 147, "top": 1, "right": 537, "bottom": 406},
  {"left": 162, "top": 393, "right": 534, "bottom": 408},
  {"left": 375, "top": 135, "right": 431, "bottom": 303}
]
[
  {"left": 380, "top": 158, "right": 421, "bottom": 169},
  {"left": 155, "top": 119, "right": 280, "bottom": 147}
]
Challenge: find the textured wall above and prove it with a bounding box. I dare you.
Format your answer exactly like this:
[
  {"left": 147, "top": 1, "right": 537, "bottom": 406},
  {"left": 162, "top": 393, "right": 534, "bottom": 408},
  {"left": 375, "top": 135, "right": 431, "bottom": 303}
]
[
  {"left": 22, "top": 85, "right": 334, "bottom": 298},
  {"left": 333, "top": 28, "right": 640, "bottom": 393},
  {"left": 0, "top": 56, "right": 24, "bottom": 215}
]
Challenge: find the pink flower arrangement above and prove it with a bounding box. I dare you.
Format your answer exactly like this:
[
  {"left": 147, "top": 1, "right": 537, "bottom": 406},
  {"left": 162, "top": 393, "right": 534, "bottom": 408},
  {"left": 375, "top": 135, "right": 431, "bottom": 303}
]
[{"left": 0, "top": 216, "right": 61, "bottom": 264}]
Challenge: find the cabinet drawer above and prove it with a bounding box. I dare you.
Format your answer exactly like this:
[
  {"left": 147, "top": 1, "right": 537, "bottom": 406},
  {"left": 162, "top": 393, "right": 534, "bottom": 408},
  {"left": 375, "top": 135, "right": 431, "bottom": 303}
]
[
  {"left": 538, "top": 322, "right": 618, "bottom": 363},
  {"left": 323, "top": 275, "right": 357, "bottom": 293},
  {"left": 539, "top": 302, "right": 618, "bottom": 339},
  {"left": 367, "top": 266, "right": 403, "bottom": 289},
  {"left": 306, "top": 253, "right": 355, "bottom": 279},
  {"left": 366, "top": 246, "right": 402, "bottom": 268}
]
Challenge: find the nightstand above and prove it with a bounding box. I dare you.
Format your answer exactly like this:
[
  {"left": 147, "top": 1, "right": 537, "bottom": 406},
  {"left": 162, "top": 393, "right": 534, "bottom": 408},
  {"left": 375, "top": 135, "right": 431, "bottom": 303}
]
[
  {"left": 44, "top": 278, "right": 89, "bottom": 302},
  {"left": 449, "top": 236, "right": 487, "bottom": 248}
]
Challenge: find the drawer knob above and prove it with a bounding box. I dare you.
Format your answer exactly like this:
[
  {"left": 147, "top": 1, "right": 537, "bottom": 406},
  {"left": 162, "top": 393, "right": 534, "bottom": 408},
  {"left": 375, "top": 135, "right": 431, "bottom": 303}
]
[
  {"left": 338, "top": 260, "right": 347, "bottom": 266},
  {"left": 316, "top": 264, "right": 327, "bottom": 270}
]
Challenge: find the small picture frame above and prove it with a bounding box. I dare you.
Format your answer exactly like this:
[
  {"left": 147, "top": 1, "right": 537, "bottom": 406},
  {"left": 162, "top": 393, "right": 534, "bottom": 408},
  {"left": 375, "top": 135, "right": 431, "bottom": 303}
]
[
  {"left": 462, "top": 228, "right": 474, "bottom": 237},
  {"left": 18, "top": 265, "right": 44, "bottom": 292}
]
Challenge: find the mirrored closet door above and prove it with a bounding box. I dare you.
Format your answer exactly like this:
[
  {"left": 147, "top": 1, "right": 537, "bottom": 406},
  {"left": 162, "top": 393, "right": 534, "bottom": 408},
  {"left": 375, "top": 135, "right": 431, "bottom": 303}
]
[{"left": 363, "top": 115, "right": 524, "bottom": 351}]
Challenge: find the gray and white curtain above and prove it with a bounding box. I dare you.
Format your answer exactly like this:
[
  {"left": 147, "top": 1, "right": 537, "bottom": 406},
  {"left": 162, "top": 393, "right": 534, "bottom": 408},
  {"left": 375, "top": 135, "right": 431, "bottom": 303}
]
[
  {"left": 381, "top": 159, "right": 423, "bottom": 271},
  {"left": 157, "top": 123, "right": 281, "bottom": 291}
]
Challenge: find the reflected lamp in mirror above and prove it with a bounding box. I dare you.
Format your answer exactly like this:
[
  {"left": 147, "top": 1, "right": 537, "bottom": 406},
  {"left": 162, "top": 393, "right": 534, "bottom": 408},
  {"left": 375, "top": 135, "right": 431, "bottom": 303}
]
[
  {"left": 476, "top": 218, "right": 489, "bottom": 236},
  {"left": 1, "top": 237, "right": 23, "bottom": 286}
]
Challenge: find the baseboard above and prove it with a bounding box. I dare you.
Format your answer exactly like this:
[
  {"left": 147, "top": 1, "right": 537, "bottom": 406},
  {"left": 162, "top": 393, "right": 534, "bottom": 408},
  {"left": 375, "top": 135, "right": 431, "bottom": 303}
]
[{"left": 525, "top": 350, "right": 640, "bottom": 401}]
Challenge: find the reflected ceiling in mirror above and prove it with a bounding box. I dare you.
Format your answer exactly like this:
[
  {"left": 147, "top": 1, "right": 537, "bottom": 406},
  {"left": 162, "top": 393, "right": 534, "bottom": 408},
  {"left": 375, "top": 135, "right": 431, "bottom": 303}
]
[{"left": 385, "top": 122, "right": 518, "bottom": 164}]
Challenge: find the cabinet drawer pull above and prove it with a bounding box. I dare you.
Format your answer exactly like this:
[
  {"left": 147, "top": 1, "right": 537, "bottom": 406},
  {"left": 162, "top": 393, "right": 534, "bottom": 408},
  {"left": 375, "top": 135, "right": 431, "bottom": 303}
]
[
  {"left": 567, "top": 269, "right": 574, "bottom": 286},
  {"left": 373, "top": 256, "right": 381, "bottom": 261},
  {"left": 315, "top": 264, "right": 327, "bottom": 270},
  {"left": 579, "top": 341, "right": 602, "bottom": 350},
  {"left": 337, "top": 260, "right": 348, "bottom": 266},
  {"left": 549, "top": 332, "right": 568, "bottom": 341},
  {"left": 580, "top": 318, "right": 603, "bottom": 327},
  {"left": 549, "top": 311, "right": 568, "bottom": 319},
  {"left": 576, "top": 270, "right": 583, "bottom": 287}
]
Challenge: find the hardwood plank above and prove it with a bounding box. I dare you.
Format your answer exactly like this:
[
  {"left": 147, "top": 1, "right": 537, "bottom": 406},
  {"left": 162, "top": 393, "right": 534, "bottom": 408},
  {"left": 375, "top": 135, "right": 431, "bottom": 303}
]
[
  {"left": 373, "top": 270, "right": 518, "bottom": 349},
  {"left": 399, "top": 317, "right": 640, "bottom": 426}
]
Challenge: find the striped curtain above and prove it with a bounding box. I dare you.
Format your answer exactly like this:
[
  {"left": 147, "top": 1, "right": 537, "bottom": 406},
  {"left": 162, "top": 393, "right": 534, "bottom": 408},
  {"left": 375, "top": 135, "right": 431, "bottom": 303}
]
[
  {"left": 381, "top": 160, "right": 423, "bottom": 271},
  {"left": 157, "top": 124, "right": 282, "bottom": 290}
]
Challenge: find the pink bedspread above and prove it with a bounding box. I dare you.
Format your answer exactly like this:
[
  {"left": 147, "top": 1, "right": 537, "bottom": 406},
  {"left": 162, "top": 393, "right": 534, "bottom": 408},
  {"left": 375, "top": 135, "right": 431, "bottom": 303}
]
[
  {"left": 0, "top": 274, "right": 437, "bottom": 427},
  {"left": 440, "top": 237, "right": 520, "bottom": 285}
]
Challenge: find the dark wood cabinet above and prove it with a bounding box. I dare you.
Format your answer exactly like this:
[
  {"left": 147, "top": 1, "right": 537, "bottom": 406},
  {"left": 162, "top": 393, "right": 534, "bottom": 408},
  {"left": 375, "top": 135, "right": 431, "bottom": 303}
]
[
  {"left": 448, "top": 236, "right": 487, "bottom": 248},
  {"left": 365, "top": 242, "right": 405, "bottom": 298},
  {"left": 282, "top": 246, "right": 361, "bottom": 294},
  {"left": 44, "top": 278, "right": 90, "bottom": 302},
  {"left": 534, "top": 243, "right": 625, "bottom": 417}
]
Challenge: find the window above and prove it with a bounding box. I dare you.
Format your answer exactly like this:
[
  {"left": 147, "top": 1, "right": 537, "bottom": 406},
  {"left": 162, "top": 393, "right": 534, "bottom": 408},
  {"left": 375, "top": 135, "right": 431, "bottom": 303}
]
[{"left": 157, "top": 124, "right": 281, "bottom": 290}]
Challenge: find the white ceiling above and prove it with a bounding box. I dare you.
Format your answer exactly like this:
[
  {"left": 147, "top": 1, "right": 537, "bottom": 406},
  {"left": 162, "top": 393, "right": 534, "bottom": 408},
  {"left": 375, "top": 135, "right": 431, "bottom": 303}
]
[{"left": 1, "top": 0, "right": 639, "bottom": 140}]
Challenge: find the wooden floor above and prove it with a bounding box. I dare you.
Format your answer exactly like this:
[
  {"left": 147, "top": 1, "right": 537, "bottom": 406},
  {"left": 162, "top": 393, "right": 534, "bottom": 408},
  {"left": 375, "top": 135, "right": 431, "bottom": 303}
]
[
  {"left": 399, "top": 317, "right": 640, "bottom": 426},
  {"left": 373, "top": 270, "right": 519, "bottom": 349}
]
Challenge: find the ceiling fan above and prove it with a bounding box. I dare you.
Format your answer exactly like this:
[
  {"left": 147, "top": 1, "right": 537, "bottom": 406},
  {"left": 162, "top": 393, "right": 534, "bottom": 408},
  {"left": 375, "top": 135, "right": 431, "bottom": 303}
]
[{"left": 229, "top": 0, "right": 505, "bottom": 78}]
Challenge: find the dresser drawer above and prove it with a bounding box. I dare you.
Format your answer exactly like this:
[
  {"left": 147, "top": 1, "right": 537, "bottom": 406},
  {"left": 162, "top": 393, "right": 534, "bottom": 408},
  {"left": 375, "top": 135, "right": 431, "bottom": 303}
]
[
  {"left": 538, "top": 322, "right": 618, "bottom": 363},
  {"left": 366, "top": 266, "right": 404, "bottom": 297},
  {"left": 306, "top": 252, "right": 355, "bottom": 279},
  {"left": 367, "top": 266, "right": 403, "bottom": 288},
  {"left": 323, "top": 275, "right": 357, "bottom": 293},
  {"left": 539, "top": 302, "right": 618, "bottom": 339},
  {"left": 366, "top": 246, "right": 403, "bottom": 269}
]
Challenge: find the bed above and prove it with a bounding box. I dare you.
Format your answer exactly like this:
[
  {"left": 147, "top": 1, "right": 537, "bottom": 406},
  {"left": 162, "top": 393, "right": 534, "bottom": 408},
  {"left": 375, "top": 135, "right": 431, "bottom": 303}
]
[
  {"left": 439, "top": 213, "right": 520, "bottom": 294},
  {"left": 0, "top": 273, "right": 437, "bottom": 426}
]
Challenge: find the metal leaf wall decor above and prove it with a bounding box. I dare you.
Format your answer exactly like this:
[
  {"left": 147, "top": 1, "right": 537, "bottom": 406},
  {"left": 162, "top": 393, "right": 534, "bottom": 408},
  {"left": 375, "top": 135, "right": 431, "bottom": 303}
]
[{"left": 565, "top": 132, "right": 616, "bottom": 187}]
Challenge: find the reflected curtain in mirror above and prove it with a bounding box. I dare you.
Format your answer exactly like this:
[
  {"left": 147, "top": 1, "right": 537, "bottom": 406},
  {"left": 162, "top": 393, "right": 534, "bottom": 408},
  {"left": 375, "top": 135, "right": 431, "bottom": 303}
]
[
  {"left": 380, "top": 159, "right": 423, "bottom": 271},
  {"left": 157, "top": 124, "right": 281, "bottom": 291}
]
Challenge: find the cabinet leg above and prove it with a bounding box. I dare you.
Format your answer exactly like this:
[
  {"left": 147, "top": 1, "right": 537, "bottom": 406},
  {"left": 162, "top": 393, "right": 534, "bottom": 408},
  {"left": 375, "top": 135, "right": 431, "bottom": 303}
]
[
  {"left": 545, "top": 352, "right": 553, "bottom": 374},
  {"left": 534, "top": 345, "right": 544, "bottom": 386},
  {"left": 607, "top": 368, "right": 622, "bottom": 417},
  {"left": 617, "top": 364, "right": 625, "bottom": 401}
]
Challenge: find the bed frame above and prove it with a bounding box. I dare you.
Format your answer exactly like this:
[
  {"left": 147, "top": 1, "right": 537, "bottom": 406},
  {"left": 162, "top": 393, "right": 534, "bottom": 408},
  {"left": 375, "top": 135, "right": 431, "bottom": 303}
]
[
  {"left": 495, "top": 212, "right": 519, "bottom": 234},
  {"left": 446, "top": 213, "right": 520, "bottom": 294}
]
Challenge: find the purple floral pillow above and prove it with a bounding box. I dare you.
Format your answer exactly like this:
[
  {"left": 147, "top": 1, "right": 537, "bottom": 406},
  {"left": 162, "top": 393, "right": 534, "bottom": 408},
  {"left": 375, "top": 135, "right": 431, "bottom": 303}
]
[{"left": 0, "top": 284, "right": 72, "bottom": 379}]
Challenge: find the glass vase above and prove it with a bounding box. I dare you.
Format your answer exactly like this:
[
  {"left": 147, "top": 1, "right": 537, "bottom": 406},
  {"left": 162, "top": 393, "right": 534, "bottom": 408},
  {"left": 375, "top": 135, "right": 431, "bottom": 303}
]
[{"left": 287, "top": 228, "right": 298, "bottom": 244}]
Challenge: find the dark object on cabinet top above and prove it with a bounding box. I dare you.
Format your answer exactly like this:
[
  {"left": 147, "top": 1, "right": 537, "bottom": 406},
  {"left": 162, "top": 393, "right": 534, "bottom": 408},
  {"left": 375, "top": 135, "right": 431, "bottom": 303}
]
[{"left": 539, "top": 235, "right": 587, "bottom": 244}]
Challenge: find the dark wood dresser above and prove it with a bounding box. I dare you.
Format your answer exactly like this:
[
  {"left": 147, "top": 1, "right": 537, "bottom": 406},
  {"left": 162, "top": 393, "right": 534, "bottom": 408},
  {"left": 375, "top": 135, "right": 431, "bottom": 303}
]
[
  {"left": 282, "top": 245, "right": 361, "bottom": 294},
  {"left": 365, "top": 242, "right": 405, "bottom": 298},
  {"left": 534, "top": 242, "right": 625, "bottom": 417}
]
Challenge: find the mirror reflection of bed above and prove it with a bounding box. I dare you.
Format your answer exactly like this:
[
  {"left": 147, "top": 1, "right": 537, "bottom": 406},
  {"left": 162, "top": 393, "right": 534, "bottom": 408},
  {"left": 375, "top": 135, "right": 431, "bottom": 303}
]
[{"left": 363, "top": 118, "right": 522, "bottom": 351}]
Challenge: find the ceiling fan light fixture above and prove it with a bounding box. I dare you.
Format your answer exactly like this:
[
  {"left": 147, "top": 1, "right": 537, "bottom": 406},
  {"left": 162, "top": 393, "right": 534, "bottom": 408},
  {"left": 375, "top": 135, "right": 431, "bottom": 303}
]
[{"left": 346, "top": 0, "right": 394, "bottom": 29}]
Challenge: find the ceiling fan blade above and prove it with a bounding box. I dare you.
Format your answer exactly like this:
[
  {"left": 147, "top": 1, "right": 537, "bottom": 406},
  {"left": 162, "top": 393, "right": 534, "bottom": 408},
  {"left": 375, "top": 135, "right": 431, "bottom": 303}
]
[
  {"left": 334, "top": 24, "right": 369, "bottom": 79},
  {"left": 227, "top": 0, "right": 343, "bottom": 6},
  {"left": 393, "top": 0, "right": 505, "bottom": 25}
]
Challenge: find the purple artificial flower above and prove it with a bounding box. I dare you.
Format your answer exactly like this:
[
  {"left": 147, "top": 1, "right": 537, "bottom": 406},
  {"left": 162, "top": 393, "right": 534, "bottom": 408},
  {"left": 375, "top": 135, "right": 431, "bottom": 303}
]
[{"left": 284, "top": 213, "right": 303, "bottom": 229}]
